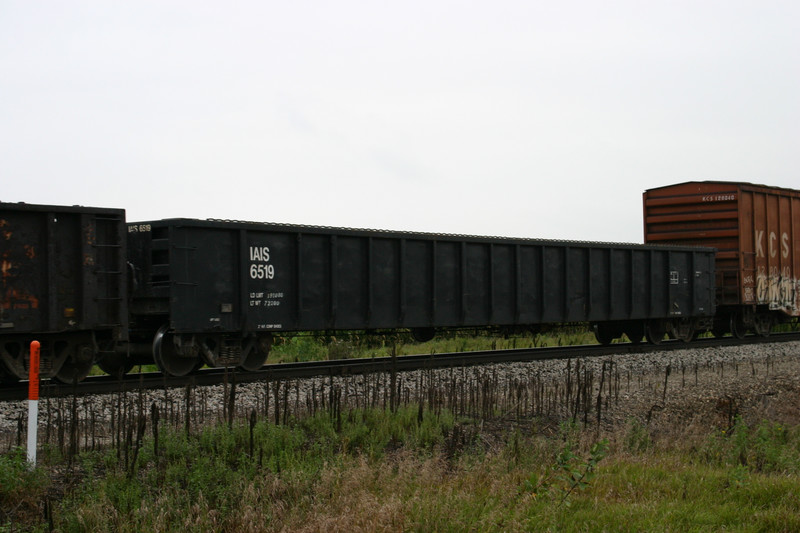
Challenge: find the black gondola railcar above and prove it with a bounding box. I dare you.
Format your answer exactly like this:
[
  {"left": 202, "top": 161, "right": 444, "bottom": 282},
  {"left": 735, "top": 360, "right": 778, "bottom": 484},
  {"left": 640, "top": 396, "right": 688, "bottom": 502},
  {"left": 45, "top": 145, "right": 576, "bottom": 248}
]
[{"left": 125, "top": 218, "right": 717, "bottom": 375}]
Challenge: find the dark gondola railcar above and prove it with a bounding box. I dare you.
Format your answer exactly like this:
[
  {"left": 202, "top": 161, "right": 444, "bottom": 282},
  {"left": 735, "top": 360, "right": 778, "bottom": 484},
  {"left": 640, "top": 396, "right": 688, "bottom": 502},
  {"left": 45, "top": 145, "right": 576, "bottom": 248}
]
[
  {"left": 126, "top": 218, "right": 717, "bottom": 375},
  {"left": 644, "top": 181, "right": 800, "bottom": 337},
  {"left": 0, "top": 202, "right": 127, "bottom": 382}
]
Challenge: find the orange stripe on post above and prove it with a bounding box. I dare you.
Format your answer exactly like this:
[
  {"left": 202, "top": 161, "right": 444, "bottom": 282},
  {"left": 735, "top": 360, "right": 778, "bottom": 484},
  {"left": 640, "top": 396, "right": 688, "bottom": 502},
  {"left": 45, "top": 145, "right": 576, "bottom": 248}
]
[
  {"left": 27, "top": 340, "right": 41, "bottom": 467},
  {"left": 28, "top": 341, "right": 40, "bottom": 401}
]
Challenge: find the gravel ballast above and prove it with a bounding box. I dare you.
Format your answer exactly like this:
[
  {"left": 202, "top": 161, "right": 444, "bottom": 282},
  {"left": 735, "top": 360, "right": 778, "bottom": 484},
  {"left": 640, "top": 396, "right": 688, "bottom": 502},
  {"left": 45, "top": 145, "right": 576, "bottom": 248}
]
[{"left": 2, "top": 341, "right": 799, "bottom": 448}]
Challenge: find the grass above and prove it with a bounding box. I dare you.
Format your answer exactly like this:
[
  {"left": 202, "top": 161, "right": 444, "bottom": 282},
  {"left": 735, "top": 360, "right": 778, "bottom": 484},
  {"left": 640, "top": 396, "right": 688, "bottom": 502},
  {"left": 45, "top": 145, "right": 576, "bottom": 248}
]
[
  {"left": 4, "top": 406, "right": 800, "bottom": 531},
  {"left": 267, "top": 326, "right": 599, "bottom": 364}
]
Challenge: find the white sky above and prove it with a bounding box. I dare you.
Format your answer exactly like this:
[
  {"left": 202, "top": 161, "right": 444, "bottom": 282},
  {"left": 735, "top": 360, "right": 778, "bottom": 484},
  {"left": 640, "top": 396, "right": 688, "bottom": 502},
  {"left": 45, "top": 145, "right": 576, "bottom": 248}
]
[{"left": 1, "top": 1, "right": 798, "bottom": 243}]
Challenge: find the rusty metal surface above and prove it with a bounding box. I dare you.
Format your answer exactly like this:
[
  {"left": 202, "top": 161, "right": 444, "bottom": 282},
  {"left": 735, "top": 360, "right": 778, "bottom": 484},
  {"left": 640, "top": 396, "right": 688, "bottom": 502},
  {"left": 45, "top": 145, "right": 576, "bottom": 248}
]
[
  {"left": 1, "top": 207, "right": 51, "bottom": 332},
  {"left": 644, "top": 181, "right": 800, "bottom": 316},
  {"left": 0, "top": 203, "right": 128, "bottom": 379},
  {"left": 1, "top": 203, "right": 127, "bottom": 331}
]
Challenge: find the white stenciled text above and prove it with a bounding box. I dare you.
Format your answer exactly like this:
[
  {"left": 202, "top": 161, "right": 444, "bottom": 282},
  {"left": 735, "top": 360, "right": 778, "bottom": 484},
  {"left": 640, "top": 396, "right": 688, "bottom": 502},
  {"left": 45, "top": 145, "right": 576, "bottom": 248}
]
[
  {"left": 249, "top": 245, "right": 275, "bottom": 280},
  {"left": 701, "top": 194, "right": 736, "bottom": 202},
  {"left": 755, "top": 230, "right": 790, "bottom": 259},
  {"left": 127, "top": 224, "right": 152, "bottom": 233}
]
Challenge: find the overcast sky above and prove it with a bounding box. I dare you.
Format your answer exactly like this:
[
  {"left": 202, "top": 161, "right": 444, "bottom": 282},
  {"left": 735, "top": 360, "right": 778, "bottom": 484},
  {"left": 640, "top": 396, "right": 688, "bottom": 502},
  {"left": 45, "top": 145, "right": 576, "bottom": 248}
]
[{"left": 2, "top": 1, "right": 797, "bottom": 243}]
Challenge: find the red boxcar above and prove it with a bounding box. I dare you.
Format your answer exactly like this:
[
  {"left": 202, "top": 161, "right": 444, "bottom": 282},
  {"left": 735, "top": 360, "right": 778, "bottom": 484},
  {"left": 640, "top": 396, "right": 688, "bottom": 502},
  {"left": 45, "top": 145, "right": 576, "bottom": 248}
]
[{"left": 643, "top": 181, "right": 800, "bottom": 336}]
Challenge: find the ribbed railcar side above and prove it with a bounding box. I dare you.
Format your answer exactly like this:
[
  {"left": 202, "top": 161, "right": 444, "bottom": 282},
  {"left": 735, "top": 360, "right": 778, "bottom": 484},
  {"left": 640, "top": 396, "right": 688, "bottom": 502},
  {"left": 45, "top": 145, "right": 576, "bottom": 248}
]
[{"left": 0, "top": 202, "right": 127, "bottom": 381}]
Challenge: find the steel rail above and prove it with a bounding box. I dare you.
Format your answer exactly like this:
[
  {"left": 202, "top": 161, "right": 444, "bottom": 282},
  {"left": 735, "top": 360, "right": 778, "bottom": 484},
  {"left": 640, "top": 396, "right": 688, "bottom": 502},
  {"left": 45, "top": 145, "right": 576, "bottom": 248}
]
[{"left": 2, "top": 332, "right": 799, "bottom": 402}]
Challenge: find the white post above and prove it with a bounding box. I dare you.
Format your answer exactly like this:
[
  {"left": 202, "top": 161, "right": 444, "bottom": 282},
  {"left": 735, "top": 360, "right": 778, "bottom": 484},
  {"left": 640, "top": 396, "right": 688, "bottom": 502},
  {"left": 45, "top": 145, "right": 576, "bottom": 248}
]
[
  {"left": 27, "top": 400, "right": 39, "bottom": 465},
  {"left": 27, "top": 340, "right": 40, "bottom": 467}
]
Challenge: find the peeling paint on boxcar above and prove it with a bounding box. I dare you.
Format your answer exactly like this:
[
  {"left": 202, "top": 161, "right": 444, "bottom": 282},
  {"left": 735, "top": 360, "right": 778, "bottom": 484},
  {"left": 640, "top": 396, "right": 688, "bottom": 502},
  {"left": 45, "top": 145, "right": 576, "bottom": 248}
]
[{"left": 1, "top": 288, "right": 39, "bottom": 310}]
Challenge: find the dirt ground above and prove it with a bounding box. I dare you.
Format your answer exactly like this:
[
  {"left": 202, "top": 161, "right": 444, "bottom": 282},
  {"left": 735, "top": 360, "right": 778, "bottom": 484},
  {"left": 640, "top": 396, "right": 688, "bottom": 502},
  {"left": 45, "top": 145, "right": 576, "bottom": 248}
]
[{"left": 602, "top": 344, "right": 800, "bottom": 439}]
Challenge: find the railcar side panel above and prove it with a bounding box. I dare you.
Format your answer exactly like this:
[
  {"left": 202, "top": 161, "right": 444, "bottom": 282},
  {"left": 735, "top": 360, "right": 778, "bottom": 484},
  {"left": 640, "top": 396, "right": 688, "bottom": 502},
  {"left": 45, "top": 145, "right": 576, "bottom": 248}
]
[
  {"left": 464, "top": 242, "right": 490, "bottom": 325},
  {"left": 491, "top": 244, "right": 515, "bottom": 325},
  {"left": 403, "top": 240, "right": 433, "bottom": 326},
  {"left": 542, "top": 246, "right": 565, "bottom": 322},
  {"left": 297, "top": 234, "right": 327, "bottom": 330},
  {"left": 611, "top": 249, "right": 630, "bottom": 319},
  {"left": 517, "top": 245, "right": 542, "bottom": 324},
  {"left": 128, "top": 219, "right": 716, "bottom": 339},
  {"left": 371, "top": 237, "right": 400, "bottom": 327},
  {"left": 433, "top": 241, "right": 460, "bottom": 326}
]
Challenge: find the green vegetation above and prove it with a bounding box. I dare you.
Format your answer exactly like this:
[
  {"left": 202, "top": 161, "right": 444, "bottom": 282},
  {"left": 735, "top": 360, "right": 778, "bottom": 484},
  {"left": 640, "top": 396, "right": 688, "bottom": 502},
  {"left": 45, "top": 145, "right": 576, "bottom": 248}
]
[
  {"left": 0, "top": 447, "right": 49, "bottom": 528},
  {"left": 4, "top": 407, "right": 800, "bottom": 531},
  {"left": 268, "top": 326, "right": 598, "bottom": 363}
]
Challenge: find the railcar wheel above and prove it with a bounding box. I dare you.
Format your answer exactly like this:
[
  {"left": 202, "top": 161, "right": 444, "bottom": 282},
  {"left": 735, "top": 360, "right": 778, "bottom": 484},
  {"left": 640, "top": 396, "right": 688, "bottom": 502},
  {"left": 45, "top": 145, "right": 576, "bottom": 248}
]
[
  {"left": 238, "top": 334, "right": 272, "bottom": 372},
  {"left": 670, "top": 319, "right": 695, "bottom": 343},
  {"left": 4, "top": 343, "right": 53, "bottom": 380},
  {"left": 153, "top": 325, "right": 202, "bottom": 377},
  {"left": 645, "top": 321, "right": 667, "bottom": 345},
  {"left": 730, "top": 313, "right": 747, "bottom": 340},
  {"left": 593, "top": 323, "right": 619, "bottom": 345},
  {"left": 753, "top": 313, "right": 774, "bottom": 337},
  {"left": 54, "top": 344, "right": 95, "bottom": 384},
  {"left": 411, "top": 327, "right": 436, "bottom": 343}
]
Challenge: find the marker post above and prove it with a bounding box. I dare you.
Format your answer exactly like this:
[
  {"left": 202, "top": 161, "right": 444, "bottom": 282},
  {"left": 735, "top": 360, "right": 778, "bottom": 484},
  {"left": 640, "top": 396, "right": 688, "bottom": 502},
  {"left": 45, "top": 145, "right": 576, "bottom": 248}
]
[{"left": 27, "top": 340, "right": 40, "bottom": 466}]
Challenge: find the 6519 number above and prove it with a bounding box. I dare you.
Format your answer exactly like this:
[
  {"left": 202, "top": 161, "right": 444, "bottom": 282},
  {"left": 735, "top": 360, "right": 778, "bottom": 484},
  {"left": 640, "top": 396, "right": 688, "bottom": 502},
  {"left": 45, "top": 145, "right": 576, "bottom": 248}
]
[{"left": 250, "top": 264, "right": 275, "bottom": 280}]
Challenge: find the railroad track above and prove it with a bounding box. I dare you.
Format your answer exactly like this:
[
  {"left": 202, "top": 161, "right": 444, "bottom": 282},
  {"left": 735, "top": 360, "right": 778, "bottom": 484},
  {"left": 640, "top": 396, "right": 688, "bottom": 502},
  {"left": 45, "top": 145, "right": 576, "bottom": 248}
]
[{"left": 2, "top": 332, "right": 799, "bottom": 402}]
